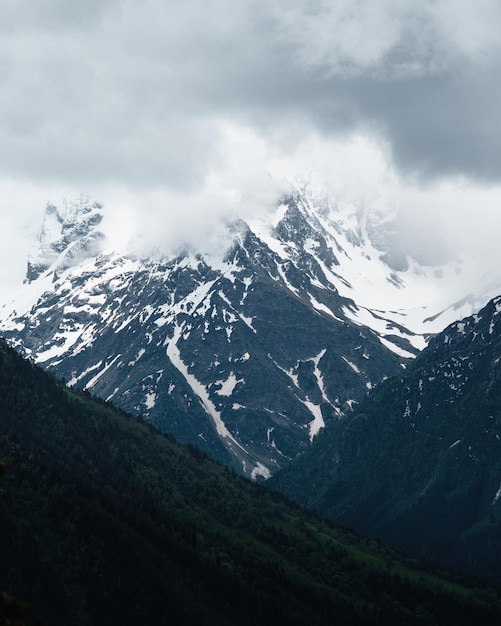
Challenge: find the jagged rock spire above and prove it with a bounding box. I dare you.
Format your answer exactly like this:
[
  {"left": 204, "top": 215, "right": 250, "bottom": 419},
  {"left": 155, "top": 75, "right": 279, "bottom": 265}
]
[{"left": 26, "top": 194, "right": 105, "bottom": 283}]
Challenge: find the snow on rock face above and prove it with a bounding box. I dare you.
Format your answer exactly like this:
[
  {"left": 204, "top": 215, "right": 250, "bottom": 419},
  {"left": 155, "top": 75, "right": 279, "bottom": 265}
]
[
  {"left": 1, "top": 187, "right": 497, "bottom": 478},
  {"left": 26, "top": 194, "right": 105, "bottom": 283}
]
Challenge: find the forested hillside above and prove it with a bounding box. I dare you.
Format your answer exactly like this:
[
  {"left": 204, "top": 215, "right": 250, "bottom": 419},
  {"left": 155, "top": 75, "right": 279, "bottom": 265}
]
[
  {"left": 1, "top": 339, "right": 500, "bottom": 625},
  {"left": 270, "top": 297, "right": 501, "bottom": 583}
]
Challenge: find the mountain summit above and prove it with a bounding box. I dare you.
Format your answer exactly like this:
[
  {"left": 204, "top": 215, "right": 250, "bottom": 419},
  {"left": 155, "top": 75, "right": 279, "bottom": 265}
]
[
  {"left": 1, "top": 188, "right": 498, "bottom": 476},
  {"left": 26, "top": 194, "right": 105, "bottom": 283}
]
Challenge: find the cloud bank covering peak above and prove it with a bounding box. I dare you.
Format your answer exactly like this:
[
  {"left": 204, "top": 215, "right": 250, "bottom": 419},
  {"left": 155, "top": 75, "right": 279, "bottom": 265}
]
[
  {"left": 2, "top": 0, "right": 501, "bottom": 186},
  {"left": 0, "top": 0, "right": 501, "bottom": 298}
]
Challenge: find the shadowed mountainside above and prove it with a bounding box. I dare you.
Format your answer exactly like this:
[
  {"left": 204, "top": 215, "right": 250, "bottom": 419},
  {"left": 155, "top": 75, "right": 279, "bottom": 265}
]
[
  {"left": 270, "top": 296, "right": 501, "bottom": 583},
  {"left": 1, "top": 339, "right": 501, "bottom": 625}
]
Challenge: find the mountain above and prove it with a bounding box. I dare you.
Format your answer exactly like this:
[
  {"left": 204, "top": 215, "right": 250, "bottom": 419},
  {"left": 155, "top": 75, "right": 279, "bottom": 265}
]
[
  {"left": 25, "top": 194, "right": 106, "bottom": 283},
  {"left": 1, "top": 190, "right": 498, "bottom": 477},
  {"left": 270, "top": 295, "right": 501, "bottom": 582},
  {"left": 1, "top": 338, "right": 501, "bottom": 626}
]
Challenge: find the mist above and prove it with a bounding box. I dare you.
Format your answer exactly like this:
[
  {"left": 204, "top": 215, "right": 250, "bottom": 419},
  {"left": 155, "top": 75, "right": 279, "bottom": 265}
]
[{"left": 1, "top": 1, "right": 501, "bottom": 303}]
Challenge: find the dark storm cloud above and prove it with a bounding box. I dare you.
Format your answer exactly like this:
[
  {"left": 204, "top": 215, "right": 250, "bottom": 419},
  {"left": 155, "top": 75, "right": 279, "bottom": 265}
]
[
  {"left": 1, "top": 0, "right": 501, "bottom": 189},
  {"left": 357, "top": 67, "right": 501, "bottom": 182}
]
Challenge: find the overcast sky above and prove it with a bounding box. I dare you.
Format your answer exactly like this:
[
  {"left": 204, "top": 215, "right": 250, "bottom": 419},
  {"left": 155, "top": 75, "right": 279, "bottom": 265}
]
[{"left": 1, "top": 0, "right": 501, "bottom": 300}]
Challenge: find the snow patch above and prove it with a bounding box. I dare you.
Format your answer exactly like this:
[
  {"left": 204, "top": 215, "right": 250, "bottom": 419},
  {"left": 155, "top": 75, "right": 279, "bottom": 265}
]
[
  {"left": 240, "top": 314, "right": 256, "bottom": 332},
  {"left": 85, "top": 354, "right": 122, "bottom": 389},
  {"left": 215, "top": 373, "right": 243, "bottom": 397},
  {"left": 310, "top": 349, "right": 329, "bottom": 402},
  {"left": 128, "top": 348, "right": 145, "bottom": 366},
  {"left": 251, "top": 462, "right": 271, "bottom": 480},
  {"left": 68, "top": 361, "right": 103, "bottom": 387},
  {"left": 301, "top": 399, "right": 325, "bottom": 441},
  {"left": 492, "top": 481, "right": 501, "bottom": 505},
  {"left": 378, "top": 336, "right": 415, "bottom": 359},
  {"left": 144, "top": 391, "right": 157, "bottom": 409},
  {"left": 166, "top": 324, "right": 247, "bottom": 453},
  {"left": 36, "top": 328, "right": 83, "bottom": 363},
  {"left": 342, "top": 356, "right": 361, "bottom": 375},
  {"left": 274, "top": 360, "right": 300, "bottom": 388},
  {"left": 105, "top": 387, "right": 120, "bottom": 402},
  {"left": 308, "top": 295, "right": 341, "bottom": 320}
]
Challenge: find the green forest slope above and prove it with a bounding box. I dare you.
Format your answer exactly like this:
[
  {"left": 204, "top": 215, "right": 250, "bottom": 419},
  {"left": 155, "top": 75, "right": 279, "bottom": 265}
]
[{"left": 0, "top": 339, "right": 500, "bottom": 626}]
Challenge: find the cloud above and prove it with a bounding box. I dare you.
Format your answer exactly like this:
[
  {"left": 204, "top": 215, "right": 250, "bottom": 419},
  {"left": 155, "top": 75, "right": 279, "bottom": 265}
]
[
  {"left": 1, "top": 0, "right": 501, "bottom": 191},
  {"left": 268, "top": 1, "right": 418, "bottom": 78},
  {"left": 99, "top": 123, "right": 287, "bottom": 255},
  {"left": 1, "top": 0, "right": 501, "bottom": 303}
]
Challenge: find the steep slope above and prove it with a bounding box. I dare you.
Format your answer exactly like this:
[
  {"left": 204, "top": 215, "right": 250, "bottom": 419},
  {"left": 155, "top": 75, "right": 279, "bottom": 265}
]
[
  {"left": 1, "top": 339, "right": 501, "bottom": 626},
  {"left": 271, "top": 295, "right": 501, "bottom": 582},
  {"left": 25, "top": 194, "right": 106, "bottom": 282},
  {"left": 1, "top": 190, "right": 495, "bottom": 476}
]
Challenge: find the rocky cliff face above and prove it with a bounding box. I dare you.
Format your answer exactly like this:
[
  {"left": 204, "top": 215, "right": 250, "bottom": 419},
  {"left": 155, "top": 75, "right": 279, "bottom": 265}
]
[{"left": 0, "top": 188, "right": 494, "bottom": 477}]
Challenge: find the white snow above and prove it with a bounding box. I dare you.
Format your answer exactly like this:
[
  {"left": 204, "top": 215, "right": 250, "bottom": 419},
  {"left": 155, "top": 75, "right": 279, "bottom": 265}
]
[
  {"left": 115, "top": 315, "right": 135, "bottom": 332},
  {"left": 378, "top": 336, "right": 416, "bottom": 359},
  {"left": 251, "top": 462, "right": 271, "bottom": 480},
  {"left": 276, "top": 262, "right": 299, "bottom": 294},
  {"left": 266, "top": 427, "right": 274, "bottom": 443},
  {"left": 310, "top": 349, "right": 329, "bottom": 402},
  {"left": 144, "top": 391, "right": 157, "bottom": 409},
  {"left": 68, "top": 360, "right": 103, "bottom": 387},
  {"left": 128, "top": 348, "right": 145, "bottom": 366},
  {"left": 343, "top": 303, "right": 425, "bottom": 354},
  {"left": 492, "top": 481, "right": 501, "bottom": 505},
  {"left": 221, "top": 307, "right": 238, "bottom": 325},
  {"left": 85, "top": 354, "right": 122, "bottom": 389},
  {"left": 247, "top": 219, "right": 288, "bottom": 260},
  {"left": 308, "top": 295, "right": 342, "bottom": 320},
  {"left": 215, "top": 372, "right": 243, "bottom": 396},
  {"left": 239, "top": 275, "right": 254, "bottom": 305},
  {"left": 342, "top": 356, "right": 361, "bottom": 375},
  {"left": 105, "top": 387, "right": 120, "bottom": 402},
  {"left": 302, "top": 399, "right": 325, "bottom": 440},
  {"left": 240, "top": 314, "right": 256, "bottom": 332},
  {"left": 166, "top": 324, "right": 247, "bottom": 452},
  {"left": 36, "top": 328, "right": 83, "bottom": 363},
  {"left": 273, "top": 360, "right": 300, "bottom": 388}
]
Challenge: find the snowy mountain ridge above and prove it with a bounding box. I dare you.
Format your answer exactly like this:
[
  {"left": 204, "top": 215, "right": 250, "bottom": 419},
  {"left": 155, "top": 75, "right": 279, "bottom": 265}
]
[
  {"left": 1, "top": 189, "right": 499, "bottom": 476},
  {"left": 26, "top": 194, "right": 106, "bottom": 283}
]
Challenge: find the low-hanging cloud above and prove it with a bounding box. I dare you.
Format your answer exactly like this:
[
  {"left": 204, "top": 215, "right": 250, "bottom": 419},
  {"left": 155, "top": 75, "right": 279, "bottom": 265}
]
[
  {"left": 1, "top": 0, "right": 501, "bottom": 303},
  {"left": 1, "top": 0, "right": 501, "bottom": 189}
]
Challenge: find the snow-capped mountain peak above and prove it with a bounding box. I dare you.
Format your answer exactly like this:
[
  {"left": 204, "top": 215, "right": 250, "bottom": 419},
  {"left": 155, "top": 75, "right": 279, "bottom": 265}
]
[
  {"left": 26, "top": 194, "right": 105, "bottom": 283},
  {"left": 1, "top": 189, "right": 500, "bottom": 478}
]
